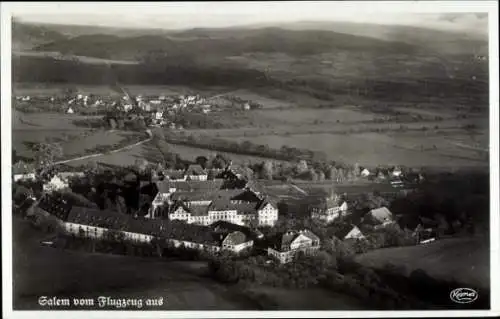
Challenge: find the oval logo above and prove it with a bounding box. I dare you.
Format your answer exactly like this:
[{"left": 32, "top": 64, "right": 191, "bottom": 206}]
[{"left": 450, "top": 288, "right": 478, "bottom": 304}]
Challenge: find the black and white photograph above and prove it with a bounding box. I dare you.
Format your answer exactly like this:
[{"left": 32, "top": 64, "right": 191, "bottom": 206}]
[{"left": 2, "top": 1, "right": 499, "bottom": 317}]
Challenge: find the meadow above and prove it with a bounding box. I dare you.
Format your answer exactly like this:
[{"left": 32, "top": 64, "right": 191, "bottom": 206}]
[
  {"left": 65, "top": 139, "right": 279, "bottom": 168},
  {"left": 13, "top": 110, "right": 143, "bottom": 161},
  {"left": 355, "top": 236, "right": 490, "bottom": 290},
  {"left": 12, "top": 218, "right": 256, "bottom": 310}
]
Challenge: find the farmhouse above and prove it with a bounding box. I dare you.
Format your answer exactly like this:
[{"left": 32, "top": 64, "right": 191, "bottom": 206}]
[
  {"left": 267, "top": 229, "right": 320, "bottom": 264},
  {"left": 12, "top": 161, "right": 36, "bottom": 182},
  {"left": 334, "top": 224, "right": 365, "bottom": 241}
]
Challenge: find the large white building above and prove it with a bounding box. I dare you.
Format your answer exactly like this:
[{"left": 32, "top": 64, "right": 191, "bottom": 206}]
[{"left": 168, "top": 189, "right": 279, "bottom": 227}]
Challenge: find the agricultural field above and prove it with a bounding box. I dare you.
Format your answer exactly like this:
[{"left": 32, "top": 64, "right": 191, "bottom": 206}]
[
  {"left": 13, "top": 110, "right": 142, "bottom": 161},
  {"left": 221, "top": 130, "right": 488, "bottom": 168},
  {"left": 13, "top": 83, "right": 220, "bottom": 98},
  {"left": 13, "top": 51, "right": 140, "bottom": 65},
  {"left": 13, "top": 109, "right": 99, "bottom": 130},
  {"left": 355, "top": 236, "right": 490, "bottom": 290},
  {"left": 65, "top": 139, "right": 278, "bottom": 168}
]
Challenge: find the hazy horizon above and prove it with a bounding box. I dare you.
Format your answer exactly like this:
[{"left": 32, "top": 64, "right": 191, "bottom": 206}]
[{"left": 9, "top": 2, "right": 489, "bottom": 35}]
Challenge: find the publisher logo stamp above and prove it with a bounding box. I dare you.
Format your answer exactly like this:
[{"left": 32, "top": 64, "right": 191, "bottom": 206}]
[{"left": 450, "top": 288, "right": 478, "bottom": 304}]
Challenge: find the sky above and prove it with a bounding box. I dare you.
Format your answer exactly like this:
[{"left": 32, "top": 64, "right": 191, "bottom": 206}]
[{"left": 7, "top": 1, "right": 491, "bottom": 35}]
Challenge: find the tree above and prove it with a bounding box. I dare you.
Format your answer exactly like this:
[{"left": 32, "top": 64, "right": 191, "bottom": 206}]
[
  {"left": 308, "top": 169, "right": 318, "bottom": 181},
  {"left": 211, "top": 154, "right": 227, "bottom": 169},
  {"left": 34, "top": 142, "right": 63, "bottom": 169},
  {"left": 195, "top": 156, "right": 208, "bottom": 169},
  {"left": 354, "top": 163, "right": 361, "bottom": 177},
  {"left": 327, "top": 166, "right": 338, "bottom": 181},
  {"left": 318, "top": 170, "right": 326, "bottom": 181},
  {"left": 261, "top": 161, "right": 274, "bottom": 180},
  {"left": 296, "top": 160, "right": 308, "bottom": 174}
]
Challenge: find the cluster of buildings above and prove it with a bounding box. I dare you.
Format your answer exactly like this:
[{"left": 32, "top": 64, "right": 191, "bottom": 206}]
[
  {"left": 14, "top": 156, "right": 435, "bottom": 265},
  {"left": 146, "top": 164, "right": 280, "bottom": 228}
]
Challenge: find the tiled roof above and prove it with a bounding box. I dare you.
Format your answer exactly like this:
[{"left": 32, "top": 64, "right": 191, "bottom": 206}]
[
  {"left": 270, "top": 229, "right": 319, "bottom": 252},
  {"left": 37, "top": 193, "right": 73, "bottom": 220},
  {"left": 170, "top": 191, "right": 217, "bottom": 202},
  {"left": 156, "top": 179, "right": 224, "bottom": 194},
  {"left": 163, "top": 169, "right": 185, "bottom": 180},
  {"left": 210, "top": 199, "right": 258, "bottom": 214},
  {"left": 66, "top": 206, "right": 220, "bottom": 245},
  {"left": 210, "top": 221, "right": 252, "bottom": 237},
  {"left": 223, "top": 231, "right": 249, "bottom": 246},
  {"left": 368, "top": 207, "right": 393, "bottom": 224}
]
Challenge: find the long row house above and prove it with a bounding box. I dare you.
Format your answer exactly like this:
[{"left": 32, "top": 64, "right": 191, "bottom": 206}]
[{"left": 33, "top": 191, "right": 256, "bottom": 254}]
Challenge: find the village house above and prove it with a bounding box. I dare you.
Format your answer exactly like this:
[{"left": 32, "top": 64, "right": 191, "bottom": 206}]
[
  {"left": 12, "top": 161, "right": 36, "bottom": 182},
  {"left": 363, "top": 206, "right": 395, "bottom": 229},
  {"left": 310, "top": 192, "right": 349, "bottom": 224},
  {"left": 67, "top": 107, "right": 74, "bottom": 114},
  {"left": 334, "top": 224, "right": 365, "bottom": 241},
  {"left": 267, "top": 229, "right": 321, "bottom": 264}
]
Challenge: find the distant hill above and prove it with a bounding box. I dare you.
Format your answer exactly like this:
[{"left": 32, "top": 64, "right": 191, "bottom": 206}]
[
  {"left": 12, "top": 21, "right": 68, "bottom": 51},
  {"left": 168, "top": 21, "right": 488, "bottom": 57},
  {"left": 32, "top": 27, "right": 422, "bottom": 61},
  {"left": 270, "top": 21, "right": 488, "bottom": 56}
]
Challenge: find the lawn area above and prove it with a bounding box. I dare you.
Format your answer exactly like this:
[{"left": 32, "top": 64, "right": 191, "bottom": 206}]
[
  {"left": 354, "top": 236, "right": 490, "bottom": 290},
  {"left": 244, "top": 286, "right": 366, "bottom": 310},
  {"left": 12, "top": 217, "right": 367, "bottom": 310}
]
